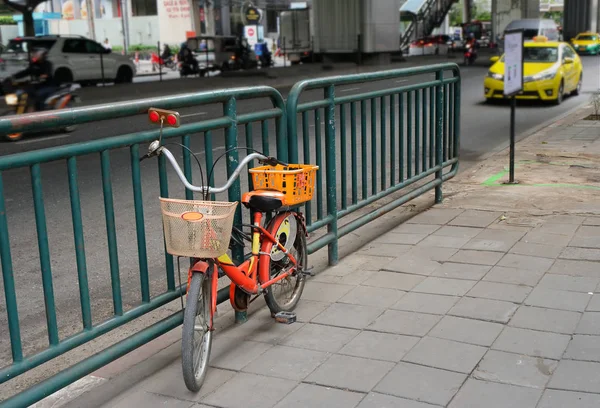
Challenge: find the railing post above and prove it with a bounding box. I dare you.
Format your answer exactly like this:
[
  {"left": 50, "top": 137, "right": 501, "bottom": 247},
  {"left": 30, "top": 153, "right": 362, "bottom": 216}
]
[
  {"left": 223, "top": 97, "right": 246, "bottom": 323},
  {"left": 324, "top": 85, "right": 338, "bottom": 265},
  {"left": 435, "top": 70, "right": 444, "bottom": 203}
]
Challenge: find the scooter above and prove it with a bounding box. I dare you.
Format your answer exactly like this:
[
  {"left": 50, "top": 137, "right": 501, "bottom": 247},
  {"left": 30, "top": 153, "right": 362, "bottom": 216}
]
[
  {"left": 464, "top": 43, "right": 477, "bottom": 66},
  {"left": 1, "top": 79, "right": 79, "bottom": 142},
  {"left": 151, "top": 53, "right": 178, "bottom": 71},
  {"left": 179, "top": 59, "right": 206, "bottom": 78}
]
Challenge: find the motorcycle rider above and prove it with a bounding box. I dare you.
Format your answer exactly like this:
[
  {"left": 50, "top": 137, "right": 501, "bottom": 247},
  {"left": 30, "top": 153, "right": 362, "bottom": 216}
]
[
  {"left": 178, "top": 42, "right": 199, "bottom": 74},
  {"left": 11, "top": 48, "right": 58, "bottom": 111},
  {"left": 161, "top": 44, "right": 173, "bottom": 62}
]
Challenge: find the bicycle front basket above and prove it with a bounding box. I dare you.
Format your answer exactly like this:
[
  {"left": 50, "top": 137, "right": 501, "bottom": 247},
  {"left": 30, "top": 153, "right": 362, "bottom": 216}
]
[{"left": 159, "top": 197, "right": 238, "bottom": 259}]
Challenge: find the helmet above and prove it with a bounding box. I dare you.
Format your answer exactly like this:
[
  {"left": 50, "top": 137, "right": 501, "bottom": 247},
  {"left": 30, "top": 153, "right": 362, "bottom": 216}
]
[{"left": 31, "top": 48, "right": 48, "bottom": 63}]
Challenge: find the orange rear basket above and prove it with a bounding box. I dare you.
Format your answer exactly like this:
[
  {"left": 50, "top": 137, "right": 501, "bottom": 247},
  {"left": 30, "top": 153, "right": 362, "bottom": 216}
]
[{"left": 249, "top": 164, "right": 319, "bottom": 206}]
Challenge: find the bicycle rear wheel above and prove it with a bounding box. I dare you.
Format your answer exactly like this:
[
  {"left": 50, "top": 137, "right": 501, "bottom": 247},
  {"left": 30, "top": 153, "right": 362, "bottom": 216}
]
[
  {"left": 181, "top": 272, "right": 213, "bottom": 392},
  {"left": 264, "top": 213, "right": 307, "bottom": 314}
]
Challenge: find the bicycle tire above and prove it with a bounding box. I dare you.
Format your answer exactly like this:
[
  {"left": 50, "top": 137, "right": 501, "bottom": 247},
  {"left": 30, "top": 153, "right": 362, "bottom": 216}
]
[
  {"left": 264, "top": 214, "right": 307, "bottom": 314},
  {"left": 181, "top": 272, "right": 213, "bottom": 392}
]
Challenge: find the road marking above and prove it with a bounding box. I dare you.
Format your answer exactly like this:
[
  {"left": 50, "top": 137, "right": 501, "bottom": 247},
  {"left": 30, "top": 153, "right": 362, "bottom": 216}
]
[
  {"left": 15, "top": 134, "right": 71, "bottom": 145},
  {"left": 181, "top": 112, "right": 208, "bottom": 118},
  {"left": 339, "top": 87, "right": 361, "bottom": 92}
]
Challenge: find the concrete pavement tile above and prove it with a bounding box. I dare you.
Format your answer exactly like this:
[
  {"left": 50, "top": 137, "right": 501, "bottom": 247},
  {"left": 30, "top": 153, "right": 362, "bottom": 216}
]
[
  {"left": 576, "top": 312, "right": 600, "bottom": 335},
  {"left": 374, "top": 232, "right": 428, "bottom": 245},
  {"left": 406, "top": 208, "right": 463, "bottom": 225},
  {"left": 448, "top": 249, "right": 504, "bottom": 266},
  {"left": 351, "top": 254, "right": 398, "bottom": 272},
  {"left": 431, "top": 262, "right": 491, "bottom": 280},
  {"left": 548, "top": 360, "right": 600, "bottom": 393},
  {"left": 574, "top": 225, "right": 600, "bottom": 237},
  {"left": 280, "top": 323, "right": 359, "bottom": 353},
  {"left": 141, "top": 363, "right": 235, "bottom": 402},
  {"left": 463, "top": 229, "right": 525, "bottom": 252},
  {"left": 412, "top": 277, "right": 477, "bottom": 296},
  {"left": 272, "top": 383, "right": 364, "bottom": 408},
  {"left": 202, "top": 372, "right": 297, "bottom": 408},
  {"left": 338, "top": 331, "right": 420, "bottom": 362},
  {"left": 381, "top": 254, "right": 442, "bottom": 276},
  {"left": 312, "top": 302, "right": 384, "bottom": 330},
  {"left": 448, "top": 210, "right": 502, "bottom": 228},
  {"left": 509, "top": 306, "right": 581, "bottom": 335},
  {"left": 584, "top": 217, "right": 600, "bottom": 226},
  {"left": 524, "top": 287, "right": 591, "bottom": 312},
  {"left": 467, "top": 281, "right": 532, "bottom": 303},
  {"left": 509, "top": 242, "right": 563, "bottom": 259},
  {"left": 109, "top": 390, "right": 194, "bottom": 408},
  {"left": 564, "top": 335, "right": 600, "bottom": 362},
  {"left": 560, "top": 247, "right": 600, "bottom": 261},
  {"left": 338, "top": 285, "right": 405, "bottom": 308},
  {"left": 241, "top": 345, "right": 328, "bottom": 381},
  {"left": 312, "top": 269, "right": 375, "bottom": 286},
  {"left": 587, "top": 295, "right": 600, "bottom": 311},
  {"left": 318, "top": 254, "right": 373, "bottom": 277},
  {"left": 433, "top": 225, "right": 484, "bottom": 238},
  {"left": 473, "top": 350, "right": 557, "bottom": 389},
  {"left": 402, "top": 336, "right": 487, "bottom": 374},
  {"left": 492, "top": 326, "right": 571, "bottom": 360},
  {"left": 448, "top": 379, "right": 542, "bottom": 408},
  {"left": 233, "top": 315, "right": 305, "bottom": 345},
  {"left": 293, "top": 300, "right": 330, "bottom": 322},
  {"left": 535, "top": 223, "right": 580, "bottom": 236},
  {"left": 406, "top": 245, "right": 459, "bottom": 261},
  {"left": 305, "top": 354, "right": 394, "bottom": 393},
  {"left": 417, "top": 234, "right": 471, "bottom": 249},
  {"left": 391, "top": 292, "right": 460, "bottom": 315},
  {"left": 546, "top": 215, "right": 585, "bottom": 224},
  {"left": 374, "top": 362, "right": 466, "bottom": 406},
  {"left": 483, "top": 266, "right": 545, "bottom": 286},
  {"left": 498, "top": 253, "right": 554, "bottom": 273},
  {"left": 356, "top": 393, "right": 437, "bottom": 408},
  {"left": 537, "top": 389, "right": 600, "bottom": 408},
  {"left": 209, "top": 338, "right": 272, "bottom": 370},
  {"left": 301, "top": 281, "right": 354, "bottom": 303},
  {"left": 548, "top": 259, "right": 600, "bottom": 278},
  {"left": 368, "top": 309, "right": 441, "bottom": 336},
  {"left": 448, "top": 297, "right": 517, "bottom": 324},
  {"left": 359, "top": 243, "right": 413, "bottom": 257},
  {"left": 522, "top": 230, "right": 573, "bottom": 247},
  {"left": 570, "top": 228, "right": 600, "bottom": 249},
  {"left": 393, "top": 223, "right": 441, "bottom": 235},
  {"left": 363, "top": 271, "right": 426, "bottom": 291},
  {"left": 429, "top": 315, "right": 503, "bottom": 346},
  {"left": 538, "top": 274, "right": 600, "bottom": 293}
]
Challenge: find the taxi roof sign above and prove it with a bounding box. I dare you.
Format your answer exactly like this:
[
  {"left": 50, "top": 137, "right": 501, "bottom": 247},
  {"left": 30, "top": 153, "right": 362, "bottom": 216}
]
[{"left": 533, "top": 35, "right": 548, "bottom": 42}]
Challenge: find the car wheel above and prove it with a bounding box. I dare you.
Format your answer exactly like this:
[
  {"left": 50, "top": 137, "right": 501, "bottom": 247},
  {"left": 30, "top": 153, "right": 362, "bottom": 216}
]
[
  {"left": 55, "top": 68, "right": 73, "bottom": 85},
  {"left": 115, "top": 66, "right": 133, "bottom": 84},
  {"left": 572, "top": 74, "right": 582, "bottom": 96},
  {"left": 554, "top": 81, "right": 564, "bottom": 105}
]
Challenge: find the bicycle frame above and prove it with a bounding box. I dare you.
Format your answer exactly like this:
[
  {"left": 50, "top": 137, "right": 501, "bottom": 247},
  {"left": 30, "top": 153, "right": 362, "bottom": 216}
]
[{"left": 187, "top": 211, "right": 300, "bottom": 328}]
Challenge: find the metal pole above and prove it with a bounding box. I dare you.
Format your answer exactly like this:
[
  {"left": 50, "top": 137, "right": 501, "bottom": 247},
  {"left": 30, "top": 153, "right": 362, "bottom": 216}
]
[
  {"left": 120, "top": 0, "right": 129, "bottom": 54},
  {"left": 357, "top": 34, "right": 362, "bottom": 65},
  {"left": 100, "top": 51, "right": 105, "bottom": 86},
  {"left": 283, "top": 36, "right": 286, "bottom": 67},
  {"left": 509, "top": 95, "right": 516, "bottom": 183},
  {"left": 85, "top": 0, "right": 96, "bottom": 41},
  {"left": 158, "top": 41, "right": 162, "bottom": 82}
]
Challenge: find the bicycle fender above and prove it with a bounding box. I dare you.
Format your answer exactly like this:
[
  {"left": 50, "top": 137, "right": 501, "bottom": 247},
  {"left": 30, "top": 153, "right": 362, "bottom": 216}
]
[
  {"left": 258, "top": 211, "right": 303, "bottom": 283},
  {"left": 186, "top": 260, "right": 212, "bottom": 293}
]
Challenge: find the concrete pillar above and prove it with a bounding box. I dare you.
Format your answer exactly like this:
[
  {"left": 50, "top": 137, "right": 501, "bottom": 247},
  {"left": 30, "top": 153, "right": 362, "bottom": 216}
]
[
  {"left": 592, "top": 0, "right": 599, "bottom": 32},
  {"left": 563, "top": 0, "right": 592, "bottom": 41},
  {"left": 462, "top": 0, "right": 471, "bottom": 23}
]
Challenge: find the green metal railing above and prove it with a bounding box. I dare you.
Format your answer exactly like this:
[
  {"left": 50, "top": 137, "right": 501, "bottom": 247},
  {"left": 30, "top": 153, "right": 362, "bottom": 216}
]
[
  {"left": 286, "top": 63, "right": 461, "bottom": 265},
  {"left": 0, "top": 87, "right": 286, "bottom": 408},
  {"left": 0, "top": 65, "right": 461, "bottom": 407}
]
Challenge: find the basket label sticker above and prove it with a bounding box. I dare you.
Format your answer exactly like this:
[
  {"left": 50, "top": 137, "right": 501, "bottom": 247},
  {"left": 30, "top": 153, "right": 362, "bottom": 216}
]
[
  {"left": 181, "top": 211, "right": 204, "bottom": 221},
  {"left": 296, "top": 173, "right": 307, "bottom": 189}
]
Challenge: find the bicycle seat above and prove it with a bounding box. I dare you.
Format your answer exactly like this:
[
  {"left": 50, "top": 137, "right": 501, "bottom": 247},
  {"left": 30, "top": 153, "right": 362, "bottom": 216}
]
[{"left": 242, "top": 190, "right": 285, "bottom": 212}]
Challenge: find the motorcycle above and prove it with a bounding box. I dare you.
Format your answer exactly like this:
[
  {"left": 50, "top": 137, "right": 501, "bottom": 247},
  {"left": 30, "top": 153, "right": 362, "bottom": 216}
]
[
  {"left": 179, "top": 60, "right": 205, "bottom": 78},
  {"left": 259, "top": 53, "right": 274, "bottom": 68},
  {"left": 1, "top": 79, "right": 79, "bottom": 142},
  {"left": 151, "top": 53, "right": 177, "bottom": 71},
  {"left": 464, "top": 43, "right": 477, "bottom": 66}
]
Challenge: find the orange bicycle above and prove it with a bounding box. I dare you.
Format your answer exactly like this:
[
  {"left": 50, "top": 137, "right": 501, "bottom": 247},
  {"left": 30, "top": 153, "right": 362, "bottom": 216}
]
[{"left": 143, "top": 108, "right": 318, "bottom": 392}]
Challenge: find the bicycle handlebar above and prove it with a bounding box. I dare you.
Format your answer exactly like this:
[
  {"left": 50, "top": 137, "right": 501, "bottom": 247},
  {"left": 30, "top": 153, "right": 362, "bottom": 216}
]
[{"left": 144, "top": 140, "right": 286, "bottom": 194}]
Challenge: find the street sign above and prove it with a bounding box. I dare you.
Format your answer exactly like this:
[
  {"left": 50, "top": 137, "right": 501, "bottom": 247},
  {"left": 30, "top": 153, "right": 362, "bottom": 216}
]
[
  {"left": 244, "top": 25, "right": 258, "bottom": 47},
  {"left": 503, "top": 29, "right": 524, "bottom": 97},
  {"left": 247, "top": 27, "right": 254, "bottom": 37}
]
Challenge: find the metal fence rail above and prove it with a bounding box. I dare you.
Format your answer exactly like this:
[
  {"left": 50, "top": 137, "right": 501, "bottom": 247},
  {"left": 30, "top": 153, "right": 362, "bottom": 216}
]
[
  {"left": 286, "top": 63, "right": 461, "bottom": 265},
  {"left": 0, "top": 87, "right": 286, "bottom": 408}
]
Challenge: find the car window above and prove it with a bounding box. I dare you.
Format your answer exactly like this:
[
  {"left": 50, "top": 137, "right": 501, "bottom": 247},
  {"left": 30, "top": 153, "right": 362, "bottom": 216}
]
[
  {"left": 85, "top": 40, "right": 105, "bottom": 53},
  {"left": 4, "top": 39, "right": 56, "bottom": 54},
  {"left": 522, "top": 46, "right": 559, "bottom": 63},
  {"left": 577, "top": 35, "right": 597, "bottom": 41},
  {"left": 62, "top": 39, "right": 88, "bottom": 53},
  {"left": 562, "top": 45, "right": 576, "bottom": 59}
]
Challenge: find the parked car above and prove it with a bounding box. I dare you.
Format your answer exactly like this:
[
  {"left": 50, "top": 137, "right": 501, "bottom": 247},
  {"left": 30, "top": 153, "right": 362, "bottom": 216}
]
[
  {"left": 0, "top": 35, "right": 136, "bottom": 85},
  {"left": 408, "top": 36, "right": 450, "bottom": 56}
]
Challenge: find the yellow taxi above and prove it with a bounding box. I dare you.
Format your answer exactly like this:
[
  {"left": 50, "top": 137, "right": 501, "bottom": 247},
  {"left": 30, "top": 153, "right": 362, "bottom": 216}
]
[
  {"left": 484, "top": 36, "right": 583, "bottom": 105},
  {"left": 571, "top": 32, "right": 600, "bottom": 55}
]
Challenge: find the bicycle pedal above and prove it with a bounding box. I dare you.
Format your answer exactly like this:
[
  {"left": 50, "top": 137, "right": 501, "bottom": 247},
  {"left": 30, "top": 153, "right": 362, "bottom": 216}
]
[
  {"left": 301, "top": 266, "right": 315, "bottom": 277},
  {"left": 274, "top": 311, "right": 296, "bottom": 324}
]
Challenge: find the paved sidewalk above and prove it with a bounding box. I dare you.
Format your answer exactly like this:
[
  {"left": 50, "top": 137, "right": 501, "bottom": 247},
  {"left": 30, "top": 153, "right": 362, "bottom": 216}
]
[{"left": 50, "top": 105, "right": 600, "bottom": 407}]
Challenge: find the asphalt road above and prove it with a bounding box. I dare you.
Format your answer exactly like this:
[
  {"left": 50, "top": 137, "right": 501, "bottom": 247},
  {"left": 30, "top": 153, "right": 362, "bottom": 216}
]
[{"left": 1, "top": 56, "right": 599, "bottom": 390}]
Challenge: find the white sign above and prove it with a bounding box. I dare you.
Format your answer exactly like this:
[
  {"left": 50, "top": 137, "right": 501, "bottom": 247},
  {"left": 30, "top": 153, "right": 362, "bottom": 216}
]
[
  {"left": 503, "top": 30, "right": 523, "bottom": 96},
  {"left": 290, "top": 2, "right": 307, "bottom": 8},
  {"left": 244, "top": 25, "right": 258, "bottom": 47}
]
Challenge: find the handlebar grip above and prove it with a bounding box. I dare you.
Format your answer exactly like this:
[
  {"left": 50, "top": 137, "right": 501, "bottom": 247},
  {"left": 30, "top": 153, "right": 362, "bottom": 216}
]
[
  {"left": 139, "top": 153, "right": 150, "bottom": 162},
  {"left": 261, "top": 156, "right": 288, "bottom": 167}
]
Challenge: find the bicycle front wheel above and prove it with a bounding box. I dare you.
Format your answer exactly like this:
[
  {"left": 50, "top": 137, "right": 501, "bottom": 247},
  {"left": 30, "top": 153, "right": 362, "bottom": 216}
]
[{"left": 181, "top": 272, "right": 213, "bottom": 392}]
